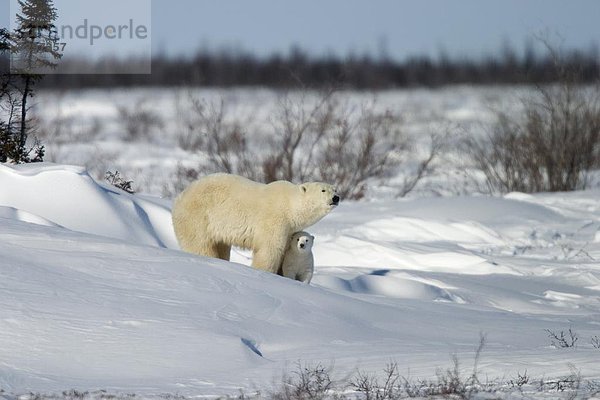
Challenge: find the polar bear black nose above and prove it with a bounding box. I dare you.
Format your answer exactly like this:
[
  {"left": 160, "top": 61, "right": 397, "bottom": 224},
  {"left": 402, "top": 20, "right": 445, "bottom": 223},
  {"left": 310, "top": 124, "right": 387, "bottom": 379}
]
[
  {"left": 332, "top": 195, "right": 340, "bottom": 205},
  {"left": 300, "top": 243, "right": 305, "bottom": 249}
]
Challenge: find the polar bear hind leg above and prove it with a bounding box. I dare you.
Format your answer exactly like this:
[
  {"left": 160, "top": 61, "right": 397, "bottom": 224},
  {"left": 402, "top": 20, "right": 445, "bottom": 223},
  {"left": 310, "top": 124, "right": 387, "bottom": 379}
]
[
  {"left": 251, "top": 237, "right": 287, "bottom": 273},
  {"left": 182, "top": 237, "right": 224, "bottom": 260},
  {"left": 216, "top": 242, "right": 231, "bottom": 261}
]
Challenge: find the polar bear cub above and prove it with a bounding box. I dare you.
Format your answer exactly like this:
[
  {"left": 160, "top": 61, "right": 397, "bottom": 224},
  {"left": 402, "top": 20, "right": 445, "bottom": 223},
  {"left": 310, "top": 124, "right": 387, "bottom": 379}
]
[{"left": 281, "top": 231, "right": 315, "bottom": 284}]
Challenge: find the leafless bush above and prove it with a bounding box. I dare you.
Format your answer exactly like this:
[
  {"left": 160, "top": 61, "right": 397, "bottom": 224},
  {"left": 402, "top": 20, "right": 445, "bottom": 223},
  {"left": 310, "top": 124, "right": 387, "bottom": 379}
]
[
  {"left": 430, "top": 355, "right": 470, "bottom": 398},
  {"left": 588, "top": 379, "right": 600, "bottom": 396},
  {"left": 539, "top": 364, "right": 581, "bottom": 399},
  {"left": 271, "top": 362, "right": 334, "bottom": 400},
  {"left": 61, "top": 390, "right": 90, "bottom": 400},
  {"left": 396, "top": 132, "right": 447, "bottom": 198},
  {"left": 316, "top": 105, "right": 409, "bottom": 200},
  {"left": 261, "top": 90, "right": 337, "bottom": 183},
  {"left": 508, "top": 370, "right": 530, "bottom": 390},
  {"left": 35, "top": 93, "right": 103, "bottom": 146},
  {"left": 105, "top": 170, "right": 135, "bottom": 194},
  {"left": 175, "top": 94, "right": 205, "bottom": 152},
  {"left": 38, "top": 115, "right": 103, "bottom": 145},
  {"left": 405, "top": 334, "right": 486, "bottom": 399},
  {"left": 163, "top": 164, "right": 200, "bottom": 198},
  {"left": 545, "top": 328, "right": 578, "bottom": 348},
  {"left": 350, "top": 334, "right": 489, "bottom": 400},
  {"left": 351, "top": 363, "right": 401, "bottom": 400},
  {"left": 174, "top": 96, "right": 262, "bottom": 182},
  {"left": 174, "top": 91, "right": 438, "bottom": 200},
  {"left": 557, "top": 241, "right": 595, "bottom": 261},
  {"left": 198, "top": 99, "right": 262, "bottom": 181},
  {"left": 464, "top": 42, "right": 600, "bottom": 194},
  {"left": 592, "top": 335, "right": 600, "bottom": 349},
  {"left": 117, "top": 99, "right": 164, "bottom": 142}
]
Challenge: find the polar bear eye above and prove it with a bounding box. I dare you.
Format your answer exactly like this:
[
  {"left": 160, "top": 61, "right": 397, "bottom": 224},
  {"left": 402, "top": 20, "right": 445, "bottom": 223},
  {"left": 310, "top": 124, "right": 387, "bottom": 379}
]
[{"left": 321, "top": 189, "right": 326, "bottom": 193}]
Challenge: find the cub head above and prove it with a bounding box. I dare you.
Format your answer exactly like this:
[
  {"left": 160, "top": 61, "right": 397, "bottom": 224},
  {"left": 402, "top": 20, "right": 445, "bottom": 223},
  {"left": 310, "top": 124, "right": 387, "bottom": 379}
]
[
  {"left": 297, "top": 182, "right": 339, "bottom": 225},
  {"left": 289, "top": 231, "right": 314, "bottom": 253}
]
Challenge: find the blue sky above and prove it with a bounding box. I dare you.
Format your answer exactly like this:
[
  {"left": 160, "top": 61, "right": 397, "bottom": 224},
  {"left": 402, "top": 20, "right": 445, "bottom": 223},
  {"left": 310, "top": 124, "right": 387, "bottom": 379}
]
[
  {"left": 150, "top": 0, "right": 600, "bottom": 60},
  {"left": 3, "top": 0, "right": 599, "bottom": 61}
]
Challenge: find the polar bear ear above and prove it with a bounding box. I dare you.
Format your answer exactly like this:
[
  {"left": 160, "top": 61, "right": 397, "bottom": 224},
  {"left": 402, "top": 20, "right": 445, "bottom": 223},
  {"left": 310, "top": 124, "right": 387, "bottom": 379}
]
[{"left": 300, "top": 185, "right": 307, "bottom": 193}]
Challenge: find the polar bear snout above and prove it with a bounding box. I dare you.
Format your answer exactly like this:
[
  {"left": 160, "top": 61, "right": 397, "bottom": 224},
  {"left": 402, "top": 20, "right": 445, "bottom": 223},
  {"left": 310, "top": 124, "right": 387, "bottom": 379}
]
[
  {"left": 331, "top": 195, "right": 340, "bottom": 206},
  {"left": 300, "top": 243, "right": 305, "bottom": 249}
]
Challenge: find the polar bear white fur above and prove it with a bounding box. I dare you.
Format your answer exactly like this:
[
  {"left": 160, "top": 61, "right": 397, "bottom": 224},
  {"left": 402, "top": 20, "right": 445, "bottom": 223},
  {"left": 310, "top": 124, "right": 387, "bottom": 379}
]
[
  {"left": 281, "top": 231, "right": 314, "bottom": 283},
  {"left": 171, "top": 173, "right": 339, "bottom": 273}
]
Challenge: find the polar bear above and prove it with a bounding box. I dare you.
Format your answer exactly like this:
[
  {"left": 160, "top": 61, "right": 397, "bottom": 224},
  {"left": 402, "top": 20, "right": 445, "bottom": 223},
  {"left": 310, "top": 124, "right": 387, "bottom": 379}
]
[
  {"left": 171, "top": 173, "right": 339, "bottom": 273},
  {"left": 281, "top": 231, "right": 314, "bottom": 284}
]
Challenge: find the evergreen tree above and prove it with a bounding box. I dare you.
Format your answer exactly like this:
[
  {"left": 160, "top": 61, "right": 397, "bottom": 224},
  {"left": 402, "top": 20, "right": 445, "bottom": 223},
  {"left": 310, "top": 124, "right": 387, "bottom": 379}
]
[
  {"left": 1, "top": 0, "right": 61, "bottom": 163},
  {"left": 12, "top": 0, "right": 62, "bottom": 73},
  {"left": 1, "top": 28, "right": 13, "bottom": 163},
  {"left": 0, "top": 28, "right": 10, "bottom": 92}
]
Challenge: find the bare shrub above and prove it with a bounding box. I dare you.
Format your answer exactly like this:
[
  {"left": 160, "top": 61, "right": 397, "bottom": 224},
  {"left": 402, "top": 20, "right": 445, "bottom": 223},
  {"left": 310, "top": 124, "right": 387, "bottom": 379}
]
[
  {"left": 351, "top": 363, "right": 401, "bottom": 400},
  {"left": 545, "top": 328, "right": 578, "bottom": 348},
  {"left": 11, "top": 390, "right": 138, "bottom": 400},
  {"left": 174, "top": 91, "right": 436, "bottom": 200},
  {"left": 588, "top": 379, "right": 600, "bottom": 397},
  {"left": 196, "top": 99, "right": 262, "bottom": 181},
  {"left": 350, "top": 334, "right": 489, "bottom": 400},
  {"left": 315, "top": 105, "right": 407, "bottom": 200},
  {"left": 407, "top": 334, "right": 486, "bottom": 399},
  {"left": 163, "top": 164, "right": 199, "bottom": 198},
  {"left": 508, "top": 370, "right": 530, "bottom": 390},
  {"left": 592, "top": 335, "right": 600, "bottom": 349},
  {"left": 430, "top": 355, "right": 470, "bottom": 398},
  {"left": 117, "top": 100, "right": 164, "bottom": 142},
  {"left": 175, "top": 94, "right": 205, "bottom": 152},
  {"left": 261, "top": 90, "right": 338, "bottom": 183},
  {"left": 271, "top": 362, "right": 334, "bottom": 400},
  {"left": 105, "top": 170, "right": 135, "bottom": 194},
  {"left": 35, "top": 93, "right": 103, "bottom": 146},
  {"left": 464, "top": 42, "right": 600, "bottom": 194},
  {"left": 396, "top": 132, "right": 447, "bottom": 198},
  {"left": 539, "top": 364, "right": 581, "bottom": 398}
]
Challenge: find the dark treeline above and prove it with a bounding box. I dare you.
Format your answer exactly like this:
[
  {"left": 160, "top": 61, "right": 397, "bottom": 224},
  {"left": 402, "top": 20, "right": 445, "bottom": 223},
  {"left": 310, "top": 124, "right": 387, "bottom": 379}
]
[{"left": 4, "top": 44, "right": 600, "bottom": 89}]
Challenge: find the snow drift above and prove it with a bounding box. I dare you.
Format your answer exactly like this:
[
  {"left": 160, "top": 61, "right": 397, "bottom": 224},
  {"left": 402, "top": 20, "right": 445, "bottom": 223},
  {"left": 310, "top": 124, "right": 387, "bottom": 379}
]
[{"left": 1, "top": 163, "right": 600, "bottom": 396}]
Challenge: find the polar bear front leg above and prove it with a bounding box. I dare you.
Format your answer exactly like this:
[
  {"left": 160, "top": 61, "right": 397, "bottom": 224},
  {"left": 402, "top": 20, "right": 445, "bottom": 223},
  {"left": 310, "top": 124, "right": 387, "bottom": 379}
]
[
  {"left": 297, "top": 267, "right": 313, "bottom": 284},
  {"left": 281, "top": 262, "right": 295, "bottom": 280},
  {"left": 251, "top": 234, "right": 287, "bottom": 274}
]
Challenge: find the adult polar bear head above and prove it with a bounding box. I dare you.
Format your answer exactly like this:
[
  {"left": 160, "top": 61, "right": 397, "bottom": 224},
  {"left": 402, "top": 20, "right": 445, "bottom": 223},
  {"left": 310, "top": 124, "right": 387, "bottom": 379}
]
[
  {"left": 171, "top": 173, "right": 339, "bottom": 274},
  {"left": 289, "top": 182, "right": 340, "bottom": 228}
]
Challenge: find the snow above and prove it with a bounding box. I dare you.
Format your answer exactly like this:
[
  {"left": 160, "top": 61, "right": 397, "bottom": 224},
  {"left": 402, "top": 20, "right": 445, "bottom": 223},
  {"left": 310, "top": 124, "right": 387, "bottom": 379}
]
[
  {"left": 0, "top": 163, "right": 176, "bottom": 248},
  {"left": 2, "top": 163, "right": 600, "bottom": 396}
]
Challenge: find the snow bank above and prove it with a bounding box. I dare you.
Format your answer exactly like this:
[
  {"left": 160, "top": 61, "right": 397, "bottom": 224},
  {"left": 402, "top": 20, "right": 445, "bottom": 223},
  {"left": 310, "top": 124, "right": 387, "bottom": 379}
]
[
  {"left": 1, "top": 163, "right": 600, "bottom": 396},
  {"left": 0, "top": 163, "right": 177, "bottom": 248}
]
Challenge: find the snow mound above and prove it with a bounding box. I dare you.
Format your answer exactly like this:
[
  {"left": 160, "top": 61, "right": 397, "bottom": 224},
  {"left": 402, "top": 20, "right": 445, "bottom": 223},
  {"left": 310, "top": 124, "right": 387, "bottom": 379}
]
[
  {"left": 346, "top": 217, "right": 504, "bottom": 245},
  {"left": 0, "top": 163, "right": 177, "bottom": 248},
  {"left": 0, "top": 205, "right": 63, "bottom": 227},
  {"left": 2, "top": 163, "right": 600, "bottom": 395},
  {"left": 313, "top": 271, "right": 464, "bottom": 302}
]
